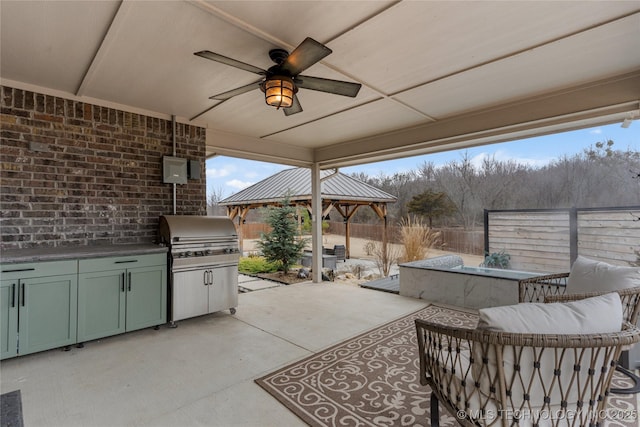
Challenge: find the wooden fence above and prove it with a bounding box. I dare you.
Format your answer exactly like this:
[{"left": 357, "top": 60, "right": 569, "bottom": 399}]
[
  {"left": 237, "top": 221, "right": 484, "bottom": 255},
  {"left": 317, "top": 222, "right": 485, "bottom": 255},
  {"left": 486, "top": 206, "right": 640, "bottom": 273},
  {"left": 239, "top": 206, "right": 639, "bottom": 272}
]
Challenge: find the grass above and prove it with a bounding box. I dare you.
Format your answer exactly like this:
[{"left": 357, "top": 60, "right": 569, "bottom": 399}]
[{"left": 398, "top": 216, "right": 442, "bottom": 263}]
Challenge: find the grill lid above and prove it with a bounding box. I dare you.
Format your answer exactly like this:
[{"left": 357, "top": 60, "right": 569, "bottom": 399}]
[{"left": 159, "top": 215, "right": 237, "bottom": 244}]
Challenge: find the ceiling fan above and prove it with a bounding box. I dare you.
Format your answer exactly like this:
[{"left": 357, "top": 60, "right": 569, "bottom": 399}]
[{"left": 194, "top": 37, "right": 362, "bottom": 116}]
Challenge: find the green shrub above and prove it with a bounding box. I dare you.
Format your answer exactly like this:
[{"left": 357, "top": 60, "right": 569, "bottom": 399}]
[
  {"left": 257, "top": 195, "right": 308, "bottom": 274},
  {"left": 238, "top": 256, "right": 279, "bottom": 274}
]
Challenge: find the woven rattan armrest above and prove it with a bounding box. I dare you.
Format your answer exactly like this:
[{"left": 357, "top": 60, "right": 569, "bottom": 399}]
[{"left": 518, "top": 272, "right": 569, "bottom": 303}]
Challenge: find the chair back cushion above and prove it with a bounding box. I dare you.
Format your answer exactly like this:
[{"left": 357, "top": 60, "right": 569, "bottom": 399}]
[
  {"left": 567, "top": 255, "right": 640, "bottom": 294},
  {"left": 474, "top": 293, "right": 622, "bottom": 411},
  {"left": 477, "top": 292, "right": 622, "bottom": 334}
]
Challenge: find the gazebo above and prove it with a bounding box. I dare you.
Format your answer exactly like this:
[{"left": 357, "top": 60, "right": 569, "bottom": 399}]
[{"left": 219, "top": 167, "right": 397, "bottom": 259}]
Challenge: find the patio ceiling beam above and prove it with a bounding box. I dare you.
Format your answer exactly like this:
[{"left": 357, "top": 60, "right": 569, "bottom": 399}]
[{"left": 313, "top": 71, "right": 640, "bottom": 169}]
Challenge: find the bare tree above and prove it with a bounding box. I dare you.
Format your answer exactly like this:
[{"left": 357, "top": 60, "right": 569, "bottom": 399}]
[
  {"left": 207, "top": 186, "right": 227, "bottom": 216},
  {"left": 343, "top": 142, "right": 639, "bottom": 229},
  {"left": 435, "top": 153, "right": 482, "bottom": 229}
]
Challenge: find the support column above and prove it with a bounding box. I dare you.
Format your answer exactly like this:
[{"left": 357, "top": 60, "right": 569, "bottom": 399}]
[{"left": 311, "top": 164, "right": 323, "bottom": 283}]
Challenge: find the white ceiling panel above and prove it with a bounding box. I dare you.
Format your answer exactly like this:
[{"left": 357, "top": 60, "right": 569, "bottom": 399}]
[
  {"left": 0, "top": 0, "right": 120, "bottom": 93},
  {"left": 327, "top": 1, "right": 640, "bottom": 94},
  {"left": 203, "top": 0, "right": 397, "bottom": 47},
  {"left": 397, "top": 14, "right": 640, "bottom": 119},
  {"left": 80, "top": 1, "right": 278, "bottom": 117}
]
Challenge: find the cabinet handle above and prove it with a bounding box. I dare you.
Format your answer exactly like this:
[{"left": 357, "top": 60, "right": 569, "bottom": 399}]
[
  {"left": 128, "top": 272, "right": 132, "bottom": 291},
  {"left": 2, "top": 268, "right": 35, "bottom": 273},
  {"left": 121, "top": 272, "right": 125, "bottom": 292},
  {"left": 21, "top": 283, "right": 25, "bottom": 307},
  {"left": 203, "top": 270, "right": 208, "bottom": 286},
  {"left": 115, "top": 260, "right": 137, "bottom": 264},
  {"left": 11, "top": 283, "right": 16, "bottom": 307}
]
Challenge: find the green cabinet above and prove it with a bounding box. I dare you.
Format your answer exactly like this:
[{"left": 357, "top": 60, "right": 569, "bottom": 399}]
[
  {"left": 1, "top": 280, "right": 18, "bottom": 359},
  {"left": 78, "top": 253, "right": 166, "bottom": 342},
  {"left": 1, "top": 261, "right": 78, "bottom": 359}
]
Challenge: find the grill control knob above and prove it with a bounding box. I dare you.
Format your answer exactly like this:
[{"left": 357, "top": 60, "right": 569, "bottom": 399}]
[
  {"left": 205, "top": 250, "right": 213, "bottom": 255},
  {"left": 185, "top": 251, "right": 193, "bottom": 257}
]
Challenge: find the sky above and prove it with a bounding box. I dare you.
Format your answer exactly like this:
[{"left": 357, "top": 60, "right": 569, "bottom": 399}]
[{"left": 206, "top": 122, "right": 640, "bottom": 200}]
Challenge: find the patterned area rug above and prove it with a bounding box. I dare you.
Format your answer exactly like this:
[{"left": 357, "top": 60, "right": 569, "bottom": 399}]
[{"left": 256, "top": 304, "right": 638, "bottom": 427}]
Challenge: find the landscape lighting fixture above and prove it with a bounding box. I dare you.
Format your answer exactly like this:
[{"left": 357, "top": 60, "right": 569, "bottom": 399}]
[{"left": 262, "top": 76, "right": 296, "bottom": 109}]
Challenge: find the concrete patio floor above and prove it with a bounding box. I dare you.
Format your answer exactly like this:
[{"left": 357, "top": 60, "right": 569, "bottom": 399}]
[{"left": 0, "top": 281, "right": 428, "bottom": 426}]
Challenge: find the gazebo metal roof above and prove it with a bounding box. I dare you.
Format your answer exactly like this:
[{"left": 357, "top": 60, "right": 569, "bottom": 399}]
[{"left": 220, "top": 168, "right": 396, "bottom": 206}]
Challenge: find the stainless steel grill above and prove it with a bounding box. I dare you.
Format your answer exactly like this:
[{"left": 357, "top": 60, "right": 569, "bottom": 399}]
[{"left": 159, "top": 215, "right": 240, "bottom": 324}]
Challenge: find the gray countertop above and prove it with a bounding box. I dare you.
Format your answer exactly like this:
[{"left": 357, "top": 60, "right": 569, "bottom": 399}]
[{"left": 0, "top": 244, "right": 168, "bottom": 264}]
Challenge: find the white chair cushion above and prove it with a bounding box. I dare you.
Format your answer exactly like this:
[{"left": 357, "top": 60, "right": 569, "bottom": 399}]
[
  {"left": 567, "top": 255, "right": 640, "bottom": 294},
  {"left": 477, "top": 291, "right": 623, "bottom": 334}
]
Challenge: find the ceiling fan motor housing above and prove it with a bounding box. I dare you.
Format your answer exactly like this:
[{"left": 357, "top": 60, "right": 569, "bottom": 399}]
[{"left": 268, "top": 48, "right": 289, "bottom": 65}]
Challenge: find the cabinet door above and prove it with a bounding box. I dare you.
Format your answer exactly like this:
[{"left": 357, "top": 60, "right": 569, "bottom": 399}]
[
  {"left": 78, "top": 270, "right": 126, "bottom": 342},
  {"left": 1, "top": 280, "right": 19, "bottom": 359},
  {"left": 125, "top": 265, "right": 167, "bottom": 332},
  {"left": 209, "top": 266, "right": 238, "bottom": 313},
  {"left": 19, "top": 274, "right": 78, "bottom": 356},
  {"left": 171, "top": 269, "right": 208, "bottom": 321}
]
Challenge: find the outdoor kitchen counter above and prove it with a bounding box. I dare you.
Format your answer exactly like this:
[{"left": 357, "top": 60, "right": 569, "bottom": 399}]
[{"left": 0, "top": 244, "right": 168, "bottom": 264}]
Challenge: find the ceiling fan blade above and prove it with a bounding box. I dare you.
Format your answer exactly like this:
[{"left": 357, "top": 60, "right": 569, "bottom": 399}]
[
  {"left": 281, "top": 38, "right": 332, "bottom": 76},
  {"left": 209, "top": 80, "right": 263, "bottom": 100},
  {"left": 295, "top": 75, "right": 362, "bottom": 97},
  {"left": 283, "top": 94, "right": 303, "bottom": 116},
  {"left": 194, "top": 50, "right": 266, "bottom": 75}
]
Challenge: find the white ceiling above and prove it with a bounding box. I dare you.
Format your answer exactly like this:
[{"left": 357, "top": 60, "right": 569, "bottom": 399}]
[{"left": 1, "top": 1, "right": 639, "bottom": 169}]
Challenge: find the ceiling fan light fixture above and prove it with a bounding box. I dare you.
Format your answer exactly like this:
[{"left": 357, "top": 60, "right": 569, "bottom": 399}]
[{"left": 263, "top": 76, "right": 295, "bottom": 109}]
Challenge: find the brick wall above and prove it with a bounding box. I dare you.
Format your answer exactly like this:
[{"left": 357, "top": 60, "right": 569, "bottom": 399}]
[{"left": 0, "top": 86, "right": 207, "bottom": 250}]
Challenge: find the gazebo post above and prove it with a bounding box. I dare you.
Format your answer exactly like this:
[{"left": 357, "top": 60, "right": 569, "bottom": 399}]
[
  {"left": 237, "top": 216, "right": 243, "bottom": 254},
  {"left": 335, "top": 205, "right": 362, "bottom": 260},
  {"left": 344, "top": 218, "right": 350, "bottom": 259}
]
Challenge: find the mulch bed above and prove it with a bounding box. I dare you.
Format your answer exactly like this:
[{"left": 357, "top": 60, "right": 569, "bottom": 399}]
[{"left": 255, "top": 270, "right": 310, "bottom": 285}]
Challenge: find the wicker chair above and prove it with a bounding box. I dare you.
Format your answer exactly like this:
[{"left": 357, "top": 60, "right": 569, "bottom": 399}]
[
  {"left": 519, "top": 273, "right": 640, "bottom": 394},
  {"left": 415, "top": 319, "right": 640, "bottom": 427},
  {"left": 519, "top": 274, "right": 640, "bottom": 325},
  {"left": 518, "top": 272, "right": 570, "bottom": 304}
]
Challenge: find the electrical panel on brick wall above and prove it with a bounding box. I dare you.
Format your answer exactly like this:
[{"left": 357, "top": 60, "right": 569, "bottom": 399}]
[{"left": 162, "top": 156, "right": 187, "bottom": 184}]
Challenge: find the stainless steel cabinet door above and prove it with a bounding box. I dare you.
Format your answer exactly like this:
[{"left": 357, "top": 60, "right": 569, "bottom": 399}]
[
  {"left": 171, "top": 269, "right": 209, "bottom": 321},
  {"left": 209, "top": 266, "right": 238, "bottom": 313}
]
